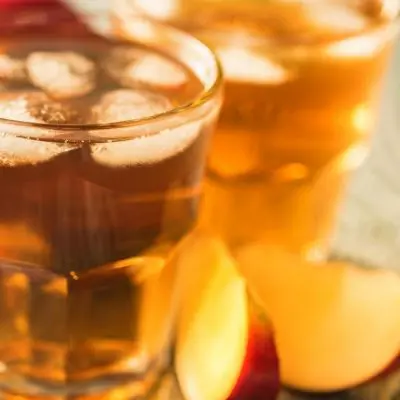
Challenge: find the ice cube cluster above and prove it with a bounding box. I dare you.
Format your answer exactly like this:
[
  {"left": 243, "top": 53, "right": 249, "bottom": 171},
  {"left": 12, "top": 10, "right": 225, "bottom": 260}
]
[{"left": 0, "top": 46, "right": 202, "bottom": 168}]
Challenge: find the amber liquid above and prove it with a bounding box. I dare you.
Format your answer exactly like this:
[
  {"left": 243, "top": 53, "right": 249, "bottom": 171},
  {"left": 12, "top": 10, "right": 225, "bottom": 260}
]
[
  {"left": 0, "top": 34, "right": 212, "bottom": 398},
  {"left": 0, "top": 142, "right": 208, "bottom": 397}
]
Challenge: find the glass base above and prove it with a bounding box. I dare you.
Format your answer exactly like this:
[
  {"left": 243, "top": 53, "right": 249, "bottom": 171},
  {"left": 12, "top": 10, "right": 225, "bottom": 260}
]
[{"left": 0, "top": 369, "right": 181, "bottom": 400}]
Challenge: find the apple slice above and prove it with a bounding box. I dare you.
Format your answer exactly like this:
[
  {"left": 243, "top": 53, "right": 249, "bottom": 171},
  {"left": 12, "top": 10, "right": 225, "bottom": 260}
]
[
  {"left": 236, "top": 243, "right": 400, "bottom": 392},
  {"left": 175, "top": 233, "right": 248, "bottom": 400},
  {"left": 175, "top": 232, "right": 280, "bottom": 400}
]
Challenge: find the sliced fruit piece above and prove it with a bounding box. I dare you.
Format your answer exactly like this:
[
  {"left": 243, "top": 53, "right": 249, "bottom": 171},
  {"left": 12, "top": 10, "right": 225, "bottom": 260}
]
[
  {"left": 175, "top": 232, "right": 248, "bottom": 400},
  {"left": 236, "top": 243, "right": 400, "bottom": 392}
]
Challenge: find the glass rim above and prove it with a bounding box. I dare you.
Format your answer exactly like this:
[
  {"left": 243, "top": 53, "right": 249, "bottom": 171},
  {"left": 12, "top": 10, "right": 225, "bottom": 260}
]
[
  {"left": 0, "top": 19, "right": 224, "bottom": 133},
  {"left": 128, "top": 0, "right": 400, "bottom": 46}
]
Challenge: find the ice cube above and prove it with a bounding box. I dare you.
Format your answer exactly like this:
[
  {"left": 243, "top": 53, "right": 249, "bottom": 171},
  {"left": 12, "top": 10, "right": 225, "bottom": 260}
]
[
  {"left": 303, "top": 2, "right": 367, "bottom": 35},
  {"left": 103, "top": 47, "right": 188, "bottom": 90},
  {"left": 0, "top": 54, "right": 27, "bottom": 83},
  {"left": 0, "top": 92, "right": 83, "bottom": 125},
  {"left": 91, "top": 89, "right": 172, "bottom": 124},
  {"left": 326, "top": 31, "right": 386, "bottom": 58},
  {"left": 90, "top": 120, "right": 201, "bottom": 167},
  {"left": 0, "top": 133, "right": 75, "bottom": 167},
  {"left": 126, "top": 54, "right": 189, "bottom": 90},
  {"left": 27, "top": 52, "right": 96, "bottom": 99},
  {"left": 216, "top": 47, "right": 292, "bottom": 84},
  {"left": 0, "top": 92, "right": 78, "bottom": 166},
  {"left": 102, "top": 47, "right": 145, "bottom": 84}
]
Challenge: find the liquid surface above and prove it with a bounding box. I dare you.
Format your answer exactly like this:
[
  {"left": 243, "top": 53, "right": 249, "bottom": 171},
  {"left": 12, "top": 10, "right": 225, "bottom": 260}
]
[
  {"left": 117, "top": 0, "right": 400, "bottom": 399},
  {"left": 0, "top": 30, "right": 213, "bottom": 398}
]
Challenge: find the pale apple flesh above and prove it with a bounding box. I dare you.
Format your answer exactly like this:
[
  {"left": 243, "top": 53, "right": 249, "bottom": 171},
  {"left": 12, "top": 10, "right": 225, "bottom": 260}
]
[{"left": 236, "top": 243, "right": 400, "bottom": 392}]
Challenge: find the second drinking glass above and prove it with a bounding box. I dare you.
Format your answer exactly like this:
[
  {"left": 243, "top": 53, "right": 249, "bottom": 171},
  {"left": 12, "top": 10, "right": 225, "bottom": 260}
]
[{"left": 115, "top": 1, "right": 400, "bottom": 400}]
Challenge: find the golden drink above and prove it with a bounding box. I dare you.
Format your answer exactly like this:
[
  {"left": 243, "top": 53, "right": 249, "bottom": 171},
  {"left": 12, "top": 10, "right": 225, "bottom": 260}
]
[{"left": 0, "top": 5, "right": 222, "bottom": 398}]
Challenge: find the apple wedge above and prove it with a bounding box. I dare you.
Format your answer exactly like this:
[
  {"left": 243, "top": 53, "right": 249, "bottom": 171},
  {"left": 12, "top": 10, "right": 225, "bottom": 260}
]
[{"left": 237, "top": 243, "right": 400, "bottom": 392}]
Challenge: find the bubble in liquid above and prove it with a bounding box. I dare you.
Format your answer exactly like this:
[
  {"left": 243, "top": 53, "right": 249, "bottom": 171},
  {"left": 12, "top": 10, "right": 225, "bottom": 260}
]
[{"left": 27, "top": 51, "right": 96, "bottom": 99}]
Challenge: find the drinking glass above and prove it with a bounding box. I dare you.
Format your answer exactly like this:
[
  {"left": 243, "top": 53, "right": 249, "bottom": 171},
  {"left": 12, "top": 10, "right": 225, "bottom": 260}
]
[
  {"left": 114, "top": 1, "right": 400, "bottom": 399},
  {"left": 0, "top": 3, "right": 222, "bottom": 399}
]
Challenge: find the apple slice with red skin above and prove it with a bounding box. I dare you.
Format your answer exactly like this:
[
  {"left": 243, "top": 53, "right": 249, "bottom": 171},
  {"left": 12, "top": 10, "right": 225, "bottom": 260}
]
[
  {"left": 236, "top": 242, "right": 400, "bottom": 392},
  {"left": 175, "top": 232, "right": 280, "bottom": 400}
]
